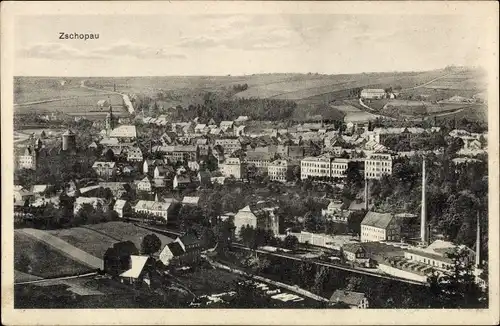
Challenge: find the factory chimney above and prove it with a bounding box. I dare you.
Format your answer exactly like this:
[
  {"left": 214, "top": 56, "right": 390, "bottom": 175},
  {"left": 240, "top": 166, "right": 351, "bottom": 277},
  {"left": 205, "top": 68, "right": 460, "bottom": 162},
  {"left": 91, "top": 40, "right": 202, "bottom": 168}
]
[
  {"left": 420, "top": 158, "right": 427, "bottom": 246},
  {"left": 476, "top": 212, "right": 481, "bottom": 268},
  {"left": 364, "top": 178, "right": 369, "bottom": 211}
]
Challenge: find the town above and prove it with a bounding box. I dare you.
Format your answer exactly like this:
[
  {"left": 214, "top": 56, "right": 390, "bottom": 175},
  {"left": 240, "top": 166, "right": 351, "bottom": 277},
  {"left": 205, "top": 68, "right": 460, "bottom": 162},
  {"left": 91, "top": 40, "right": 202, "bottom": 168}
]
[{"left": 13, "top": 67, "right": 488, "bottom": 309}]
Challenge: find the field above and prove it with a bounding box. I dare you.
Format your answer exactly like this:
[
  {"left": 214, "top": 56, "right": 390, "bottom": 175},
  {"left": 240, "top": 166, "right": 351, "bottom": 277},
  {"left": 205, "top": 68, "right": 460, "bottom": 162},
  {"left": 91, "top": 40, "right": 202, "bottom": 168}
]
[
  {"left": 174, "top": 268, "right": 243, "bottom": 296},
  {"left": 47, "top": 227, "right": 120, "bottom": 258},
  {"left": 423, "top": 71, "right": 487, "bottom": 90},
  {"left": 14, "top": 231, "right": 92, "bottom": 278},
  {"left": 83, "top": 221, "right": 174, "bottom": 252}
]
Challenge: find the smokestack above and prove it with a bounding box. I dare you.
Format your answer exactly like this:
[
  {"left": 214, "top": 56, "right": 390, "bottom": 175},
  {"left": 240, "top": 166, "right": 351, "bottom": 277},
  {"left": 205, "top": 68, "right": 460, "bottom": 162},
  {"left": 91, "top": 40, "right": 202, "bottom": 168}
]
[
  {"left": 476, "top": 212, "right": 481, "bottom": 268},
  {"left": 364, "top": 178, "right": 369, "bottom": 211},
  {"left": 420, "top": 158, "right": 427, "bottom": 245}
]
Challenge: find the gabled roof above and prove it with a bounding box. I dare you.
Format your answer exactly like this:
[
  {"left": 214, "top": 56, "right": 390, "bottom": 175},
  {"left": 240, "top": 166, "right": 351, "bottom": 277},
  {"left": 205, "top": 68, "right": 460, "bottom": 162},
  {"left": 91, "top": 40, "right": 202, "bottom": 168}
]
[
  {"left": 166, "top": 241, "right": 185, "bottom": 257},
  {"left": 361, "top": 211, "right": 393, "bottom": 229},
  {"left": 119, "top": 255, "right": 149, "bottom": 278},
  {"left": 114, "top": 199, "right": 127, "bottom": 210},
  {"left": 182, "top": 196, "right": 200, "bottom": 205}
]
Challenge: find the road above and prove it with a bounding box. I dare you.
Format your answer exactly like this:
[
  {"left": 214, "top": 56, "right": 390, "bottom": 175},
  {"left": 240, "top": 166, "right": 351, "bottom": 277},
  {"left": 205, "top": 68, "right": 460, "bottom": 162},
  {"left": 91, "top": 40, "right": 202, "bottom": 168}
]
[
  {"left": 19, "top": 228, "right": 104, "bottom": 269},
  {"left": 80, "top": 80, "right": 135, "bottom": 115},
  {"left": 14, "top": 271, "right": 98, "bottom": 285},
  {"left": 401, "top": 73, "right": 454, "bottom": 91}
]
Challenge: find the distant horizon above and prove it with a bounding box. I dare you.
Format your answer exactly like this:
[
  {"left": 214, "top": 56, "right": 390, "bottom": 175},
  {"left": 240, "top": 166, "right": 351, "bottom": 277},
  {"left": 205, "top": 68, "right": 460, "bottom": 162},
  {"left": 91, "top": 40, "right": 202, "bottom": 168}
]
[{"left": 14, "top": 65, "right": 485, "bottom": 79}]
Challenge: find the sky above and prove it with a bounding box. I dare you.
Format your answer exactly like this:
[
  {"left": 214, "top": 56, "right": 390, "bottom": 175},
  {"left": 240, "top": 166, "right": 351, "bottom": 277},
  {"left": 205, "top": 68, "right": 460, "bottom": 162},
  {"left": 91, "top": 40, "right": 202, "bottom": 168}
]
[{"left": 14, "top": 14, "right": 490, "bottom": 76}]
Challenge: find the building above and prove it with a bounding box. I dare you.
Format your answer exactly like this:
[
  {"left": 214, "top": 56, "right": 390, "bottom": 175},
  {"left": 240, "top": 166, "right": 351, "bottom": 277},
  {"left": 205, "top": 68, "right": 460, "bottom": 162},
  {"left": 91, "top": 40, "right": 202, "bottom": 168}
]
[
  {"left": 233, "top": 203, "right": 280, "bottom": 237},
  {"left": 156, "top": 145, "right": 197, "bottom": 163},
  {"left": 214, "top": 138, "right": 241, "bottom": 155},
  {"left": 365, "top": 153, "right": 392, "bottom": 180},
  {"left": 342, "top": 243, "right": 369, "bottom": 265},
  {"left": 194, "top": 124, "right": 209, "bottom": 134},
  {"left": 182, "top": 196, "right": 199, "bottom": 206},
  {"left": 268, "top": 159, "right": 297, "bottom": 182},
  {"left": 220, "top": 157, "right": 245, "bottom": 179},
  {"left": 109, "top": 125, "right": 137, "bottom": 140},
  {"left": 137, "top": 176, "right": 152, "bottom": 192},
  {"left": 159, "top": 234, "right": 202, "bottom": 267},
  {"left": 13, "top": 187, "right": 34, "bottom": 206},
  {"left": 220, "top": 121, "right": 234, "bottom": 132},
  {"left": 133, "top": 200, "right": 173, "bottom": 222},
  {"left": 360, "top": 89, "right": 386, "bottom": 99},
  {"left": 300, "top": 156, "right": 350, "bottom": 180},
  {"left": 119, "top": 255, "right": 153, "bottom": 286},
  {"left": 17, "top": 146, "right": 38, "bottom": 170},
  {"left": 127, "top": 147, "right": 143, "bottom": 162},
  {"left": 114, "top": 199, "right": 131, "bottom": 218},
  {"left": 92, "top": 161, "right": 117, "bottom": 178},
  {"left": 62, "top": 129, "right": 76, "bottom": 151},
  {"left": 173, "top": 174, "right": 196, "bottom": 190},
  {"left": 360, "top": 211, "right": 402, "bottom": 242},
  {"left": 74, "top": 197, "right": 107, "bottom": 215},
  {"left": 330, "top": 290, "right": 369, "bottom": 309}
]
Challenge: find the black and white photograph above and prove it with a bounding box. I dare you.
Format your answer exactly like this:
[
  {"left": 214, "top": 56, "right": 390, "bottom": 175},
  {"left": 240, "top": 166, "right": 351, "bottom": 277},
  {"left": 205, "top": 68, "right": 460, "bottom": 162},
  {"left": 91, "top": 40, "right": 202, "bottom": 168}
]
[{"left": 2, "top": 1, "right": 499, "bottom": 325}]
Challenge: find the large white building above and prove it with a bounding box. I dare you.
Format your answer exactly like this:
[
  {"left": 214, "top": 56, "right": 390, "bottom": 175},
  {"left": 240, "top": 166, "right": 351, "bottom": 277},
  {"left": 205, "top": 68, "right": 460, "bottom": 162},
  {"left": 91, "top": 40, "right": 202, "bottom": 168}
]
[
  {"left": 133, "top": 200, "right": 173, "bottom": 222},
  {"left": 360, "top": 89, "right": 386, "bottom": 99},
  {"left": 360, "top": 211, "right": 401, "bottom": 242},
  {"left": 268, "top": 159, "right": 296, "bottom": 182},
  {"left": 214, "top": 138, "right": 241, "bottom": 155},
  {"left": 220, "top": 157, "right": 245, "bottom": 179},
  {"left": 365, "top": 153, "right": 393, "bottom": 180},
  {"left": 300, "top": 156, "right": 350, "bottom": 180},
  {"left": 109, "top": 125, "right": 137, "bottom": 140}
]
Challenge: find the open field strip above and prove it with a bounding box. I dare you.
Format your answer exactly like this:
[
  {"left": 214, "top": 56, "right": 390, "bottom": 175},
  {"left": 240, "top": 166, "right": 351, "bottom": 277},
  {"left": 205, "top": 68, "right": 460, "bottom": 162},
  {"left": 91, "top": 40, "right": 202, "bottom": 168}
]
[{"left": 18, "top": 228, "right": 103, "bottom": 269}]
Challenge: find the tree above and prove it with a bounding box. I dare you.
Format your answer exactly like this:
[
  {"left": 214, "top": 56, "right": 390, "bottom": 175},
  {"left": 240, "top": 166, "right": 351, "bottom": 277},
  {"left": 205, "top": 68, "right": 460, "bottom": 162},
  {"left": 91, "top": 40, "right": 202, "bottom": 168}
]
[
  {"left": 283, "top": 235, "right": 299, "bottom": 251},
  {"left": 428, "top": 247, "right": 484, "bottom": 308},
  {"left": 312, "top": 266, "right": 329, "bottom": 294},
  {"left": 141, "top": 233, "right": 162, "bottom": 256}
]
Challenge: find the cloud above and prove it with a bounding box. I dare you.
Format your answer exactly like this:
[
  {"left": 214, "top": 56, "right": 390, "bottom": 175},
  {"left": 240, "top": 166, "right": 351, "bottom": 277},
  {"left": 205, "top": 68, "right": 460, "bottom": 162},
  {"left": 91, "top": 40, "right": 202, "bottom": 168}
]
[{"left": 17, "top": 41, "right": 186, "bottom": 60}]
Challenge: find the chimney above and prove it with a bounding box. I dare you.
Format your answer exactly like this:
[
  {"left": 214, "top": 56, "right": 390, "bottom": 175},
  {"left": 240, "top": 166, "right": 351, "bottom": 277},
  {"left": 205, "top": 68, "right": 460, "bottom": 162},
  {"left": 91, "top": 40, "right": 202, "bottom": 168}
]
[
  {"left": 364, "top": 178, "right": 369, "bottom": 211},
  {"left": 476, "top": 212, "right": 481, "bottom": 268},
  {"left": 420, "top": 158, "right": 427, "bottom": 245}
]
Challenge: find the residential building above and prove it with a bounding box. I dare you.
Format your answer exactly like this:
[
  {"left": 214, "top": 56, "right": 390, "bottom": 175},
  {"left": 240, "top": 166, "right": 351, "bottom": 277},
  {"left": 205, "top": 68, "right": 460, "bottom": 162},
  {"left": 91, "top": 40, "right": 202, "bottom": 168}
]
[
  {"left": 246, "top": 151, "right": 273, "bottom": 169},
  {"left": 127, "top": 147, "right": 143, "bottom": 162},
  {"left": 188, "top": 161, "right": 200, "bottom": 171},
  {"left": 92, "top": 161, "right": 117, "bottom": 178},
  {"left": 360, "top": 211, "right": 402, "bottom": 242},
  {"left": 194, "top": 124, "right": 209, "bottom": 134},
  {"left": 342, "top": 243, "right": 369, "bottom": 265},
  {"left": 360, "top": 89, "right": 386, "bottom": 99},
  {"left": 233, "top": 203, "right": 280, "bottom": 237},
  {"left": 156, "top": 145, "right": 197, "bottom": 163},
  {"left": 182, "top": 196, "right": 199, "bottom": 206},
  {"left": 17, "top": 146, "right": 38, "bottom": 170},
  {"left": 220, "top": 157, "right": 245, "bottom": 179},
  {"left": 330, "top": 290, "right": 369, "bottom": 309},
  {"left": 365, "top": 153, "right": 392, "bottom": 180},
  {"left": 214, "top": 138, "right": 241, "bottom": 155},
  {"left": 118, "top": 255, "right": 154, "bottom": 286},
  {"left": 195, "top": 138, "right": 210, "bottom": 156},
  {"left": 13, "top": 187, "right": 34, "bottom": 206},
  {"left": 173, "top": 174, "right": 196, "bottom": 189},
  {"left": 114, "top": 199, "right": 131, "bottom": 218},
  {"left": 220, "top": 121, "right": 234, "bottom": 132},
  {"left": 137, "top": 176, "right": 152, "bottom": 192},
  {"left": 133, "top": 200, "right": 173, "bottom": 222},
  {"left": 159, "top": 234, "right": 202, "bottom": 266},
  {"left": 74, "top": 197, "right": 107, "bottom": 215},
  {"left": 268, "top": 159, "right": 297, "bottom": 182},
  {"left": 300, "top": 156, "right": 349, "bottom": 180}
]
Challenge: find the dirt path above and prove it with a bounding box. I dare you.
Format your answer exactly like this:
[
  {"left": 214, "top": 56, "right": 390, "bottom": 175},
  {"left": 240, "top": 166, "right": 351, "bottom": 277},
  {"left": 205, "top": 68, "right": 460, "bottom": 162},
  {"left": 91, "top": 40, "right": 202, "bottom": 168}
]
[
  {"left": 401, "top": 73, "right": 454, "bottom": 91},
  {"left": 18, "top": 228, "right": 103, "bottom": 269}
]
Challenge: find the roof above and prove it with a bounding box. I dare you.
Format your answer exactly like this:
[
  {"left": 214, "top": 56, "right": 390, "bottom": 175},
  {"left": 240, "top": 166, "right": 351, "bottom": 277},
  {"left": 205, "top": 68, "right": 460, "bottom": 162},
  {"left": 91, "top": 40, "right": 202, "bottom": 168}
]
[
  {"left": 32, "top": 184, "right": 49, "bottom": 193},
  {"left": 166, "top": 241, "right": 185, "bottom": 257},
  {"left": 330, "top": 290, "right": 366, "bottom": 305},
  {"left": 109, "top": 125, "right": 137, "bottom": 138},
  {"left": 182, "top": 196, "right": 200, "bottom": 205},
  {"left": 342, "top": 243, "right": 366, "bottom": 254},
  {"left": 92, "top": 161, "right": 116, "bottom": 169},
  {"left": 119, "top": 255, "right": 149, "bottom": 278},
  {"left": 361, "top": 211, "right": 393, "bottom": 229},
  {"left": 114, "top": 199, "right": 127, "bottom": 210},
  {"left": 178, "top": 233, "right": 200, "bottom": 247},
  {"left": 361, "top": 88, "right": 385, "bottom": 93},
  {"left": 134, "top": 200, "right": 171, "bottom": 211}
]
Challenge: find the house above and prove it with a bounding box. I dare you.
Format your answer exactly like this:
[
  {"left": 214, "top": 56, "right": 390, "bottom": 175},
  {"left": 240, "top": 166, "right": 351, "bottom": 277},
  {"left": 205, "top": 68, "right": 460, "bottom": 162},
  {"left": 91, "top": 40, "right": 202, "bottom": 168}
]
[
  {"left": 322, "top": 200, "right": 343, "bottom": 216},
  {"left": 233, "top": 203, "right": 280, "bottom": 237},
  {"left": 330, "top": 290, "right": 369, "bottom": 309},
  {"left": 197, "top": 171, "right": 212, "bottom": 186},
  {"left": 214, "top": 138, "right": 241, "bottom": 155},
  {"left": 342, "top": 243, "right": 369, "bottom": 264},
  {"left": 268, "top": 159, "right": 297, "bottom": 182},
  {"left": 98, "top": 182, "right": 128, "bottom": 198},
  {"left": 14, "top": 187, "right": 35, "bottom": 206},
  {"left": 158, "top": 145, "right": 198, "bottom": 163},
  {"left": 220, "top": 157, "right": 246, "bottom": 179},
  {"left": 133, "top": 200, "right": 173, "bottom": 222},
  {"left": 220, "top": 121, "right": 234, "bottom": 132},
  {"left": 31, "top": 184, "right": 49, "bottom": 196},
  {"left": 159, "top": 234, "right": 202, "bottom": 266},
  {"left": 210, "top": 128, "right": 223, "bottom": 136},
  {"left": 245, "top": 151, "right": 272, "bottom": 170},
  {"left": 300, "top": 156, "right": 349, "bottom": 179},
  {"left": 173, "top": 174, "right": 195, "bottom": 190},
  {"left": 17, "top": 146, "right": 38, "bottom": 170},
  {"left": 360, "top": 211, "right": 402, "bottom": 242},
  {"left": 194, "top": 124, "right": 209, "bottom": 134},
  {"left": 114, "top": 199, "right": 131, "bottom": 218},
  {"left": 92, "top": 161, "right": 117, "bottom": 178},
  {"left": 195, "top": 138, "right": 210, "bottom": 156},
  {"left": 154, "top": 166, "right": 171, "bottom": 179},
  {"left": 188, "top": 161, "right": 200, "bottom": 171},
  {"left": 127, "top": 147, "right": 143, "bottom": 162},
  {"left": 74, "top": 197, "right": 107, "bottom": 215},
  {"left": 143, "top": 159, "right": 163, "bottom": 174},
  {"left": 182, "top": 196, "right": 200, "bottom": 206},
  {"left": 137, "top": 176, "right": 152, "bottom": 192},
  {"left": 360, "top": 89, "right": 386, "bottom": 99},
  {"left": 119, "top": 255, "right": 153, "bottom": 286}
]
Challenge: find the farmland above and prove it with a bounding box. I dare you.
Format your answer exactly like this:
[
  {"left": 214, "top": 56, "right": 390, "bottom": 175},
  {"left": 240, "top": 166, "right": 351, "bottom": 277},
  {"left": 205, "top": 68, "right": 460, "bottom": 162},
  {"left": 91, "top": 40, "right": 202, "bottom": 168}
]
[{"left": 14, "top": 231, "right": 92, "bottom": 278}]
